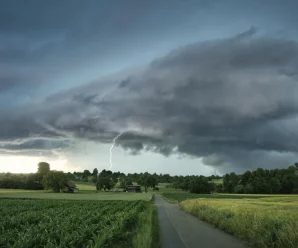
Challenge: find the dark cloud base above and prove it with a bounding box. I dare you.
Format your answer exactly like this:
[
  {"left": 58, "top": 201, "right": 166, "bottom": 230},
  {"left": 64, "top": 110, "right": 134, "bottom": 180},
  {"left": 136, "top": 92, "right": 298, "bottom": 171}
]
[{"left": 1, "top": 30, "right": 298, "bottom": 172}]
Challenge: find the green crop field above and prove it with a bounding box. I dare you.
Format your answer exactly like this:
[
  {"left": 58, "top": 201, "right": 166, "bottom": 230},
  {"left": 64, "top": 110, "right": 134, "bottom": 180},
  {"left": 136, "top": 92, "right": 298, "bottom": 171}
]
[
  {"left": 0, "top": 189, "right": 152, "bottom": 201},
  {"left": 180, "top": 195, "right": 298, "bottom": 248},
  {"left": 0, "top": 198, "right": 159, "bottom": 248}
]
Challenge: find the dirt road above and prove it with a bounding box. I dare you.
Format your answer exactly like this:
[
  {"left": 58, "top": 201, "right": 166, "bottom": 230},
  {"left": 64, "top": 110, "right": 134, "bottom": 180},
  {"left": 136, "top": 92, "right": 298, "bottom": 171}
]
[{"left": 155, "top": 194, "right": 249, "bottom": 248}]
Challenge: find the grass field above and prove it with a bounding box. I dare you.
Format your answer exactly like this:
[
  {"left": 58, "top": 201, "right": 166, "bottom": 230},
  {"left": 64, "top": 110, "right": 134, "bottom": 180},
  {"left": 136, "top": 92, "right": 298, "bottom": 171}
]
[
  {"left": 180, "top": 195, "right": 298, "bottom": 248},
  {"left": 0, "top": 198, "right": 159, "bottom": 248},
  {"left": 0, "top": 189, "right": 153, "bottom": 201},
  {"left": 211, "top": 178, "right": 223, "bottom": 184},
  {"left": 75, "top": 182, "right": 96, "bottom": 191},
  {"left": 161, "top": 192, "right": 297, "bottom": 203}
]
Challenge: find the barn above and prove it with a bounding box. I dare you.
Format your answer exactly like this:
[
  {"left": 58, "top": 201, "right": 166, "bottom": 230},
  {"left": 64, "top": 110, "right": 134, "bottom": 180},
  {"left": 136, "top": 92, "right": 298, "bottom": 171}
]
[
  {"left": 62, "top": 181, "right": 78, "bottom": 193},
  {"left": 126, "top": 185, "right": 141, "bottom": 193}
]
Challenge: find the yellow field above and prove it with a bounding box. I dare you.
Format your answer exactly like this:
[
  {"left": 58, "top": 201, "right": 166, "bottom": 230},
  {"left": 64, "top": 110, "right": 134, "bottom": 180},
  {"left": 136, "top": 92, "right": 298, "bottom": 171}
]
[{"left": 180, "top": 196, "right": 298, "bottom": 248}]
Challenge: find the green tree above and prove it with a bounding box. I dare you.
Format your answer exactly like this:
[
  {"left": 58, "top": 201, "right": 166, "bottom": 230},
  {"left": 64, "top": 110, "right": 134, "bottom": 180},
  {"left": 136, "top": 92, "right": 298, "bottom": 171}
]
[
  {"left": 243, "top": 184, "right": 254, "bottom": 193},
  {"left": 119, "top": 178, "right": 133, "bottom": 189},
  {"left": 42, "top": 171, "right": 67, "bottom": 193},
  {"left": 241, "top": 171, "right": 252, "bottom": 185},
  {"left": 92, "top": 168, "right": 98, "bottom": 176},
  {"left": 138, "top": 175, "right": 157, "bottom": 193},
  {"left": 223, "top": 172, "right": 240, "bottom": 193},
  {"left": 215, "top": 184, "right": 224, "bottom": 193},
  {"left": 252, "top": 177, "right": 271, "bottom": 194},
  {"left": 99, "top": 169, "right": 113, "bottom": 177},
  {"left": 96, "top": 176, "right": 115, "bottom": 191},
  {"left": 105, "top": 178, "right": 115, "bottom": 191},
  {"left": 112, "top": 177, "right": 118, "bottom": 184},
  {"left": 37, "top": 162, "right": 50, "bottom": 175},
  {"left": 189, "top": 177, "right": 212, "bottom": 194},
  {"left": 270, "top": 178, "right": 281, "bottom": 194},
  {"left": 280, "top": 174, "right": 297, "bottom": 194},
  {"left": 96, "top": 177, "right": 105, "bottom": 191},
  {"left": 141, "top": 176, "right": 150, "bottom": 193},
  {"left": 223, "top": 174, "right": 233, "bottom": 193},
  {"left": 83, "top": 170, "right": 91, "bottom": 177},
  {"left": 26, "top": 173, "right": 43, "bottom": 190},
  {"left": 153, "top": 186, "right": 159, "bottom": 191},
  {"left": 230, "top": 172, "right": 240, "bottom": 189},
  {"left": 148, "top": 176, "right": 158, "bottom": 188},
  {"left": 92, "top": 176, "right": 97, "bottom": 184},
  {"left": 234, "top": 184, "right": 244, "bottom": 194}
]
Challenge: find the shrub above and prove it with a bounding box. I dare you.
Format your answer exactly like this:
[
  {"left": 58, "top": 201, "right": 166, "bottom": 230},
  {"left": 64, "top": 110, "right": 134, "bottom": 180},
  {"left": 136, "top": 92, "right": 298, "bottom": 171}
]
[
  {"left": 234, "top": 184, "right": 244, "bottom": 194},
  {"left": 214, "top": 184, "right": 224, "bottom": 193},
  {"left": 243, "top": 184, "right": 254, "bottom": 194}
]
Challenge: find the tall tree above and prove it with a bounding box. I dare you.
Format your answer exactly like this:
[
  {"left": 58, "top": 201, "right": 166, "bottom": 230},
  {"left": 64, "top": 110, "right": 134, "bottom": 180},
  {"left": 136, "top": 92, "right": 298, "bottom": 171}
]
[
  {"left": 223, "top": 174, "right": 233, "bottom": 193},
  {"left": 148, "top": 176, "right": 158, "bottom": 188},
  {"left": 26, "top": 173, "right": 43, "bottom": 190},
  {"left": 37, "top": 162, "right": 50, "bottom": 175},
  {"left": 96, "top": 176, "right": 115, "bottom": 191},
  {"left": 120, "top": 178, "right": 133, "bottom": 189},
  {"left": 83, "top": 170, "right": 92, "bottom": 179},
  {"left": 99, "top": 169, "right": 112, "bottom": 177},
  {"left": 42, "top": 171, "right": 67, "bottom": 193},
  {"left": 92, "top": 168, "right": 98, "bottom": 176},
  {"left": 241, "top": 171, "right": 252, "bottom": 185},
  {"left": 189, "top": 177, "right": 213, "bottom": 194}
]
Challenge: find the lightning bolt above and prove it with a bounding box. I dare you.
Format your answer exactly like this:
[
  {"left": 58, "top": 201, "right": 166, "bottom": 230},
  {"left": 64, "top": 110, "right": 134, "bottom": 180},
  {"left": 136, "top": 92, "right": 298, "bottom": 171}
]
[
  {"left": 109, "top": 131, "right": 127, "bottom": 170},
  {"left": 109, "top": 129, "right": 145, "bottom": 170}
]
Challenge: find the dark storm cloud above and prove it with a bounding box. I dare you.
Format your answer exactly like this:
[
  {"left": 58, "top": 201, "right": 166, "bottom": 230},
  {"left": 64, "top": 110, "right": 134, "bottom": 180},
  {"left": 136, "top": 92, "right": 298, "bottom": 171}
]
[
  {"left": 0, "top": 0, "right": 212, "bottom": 99},
  {"left": 1, "top": 0, "right": 298, "bottom": 172},
  {"left": 4, "top": 0, "right": 295, "bottom": 99},
  {"left": 2, "top": 29, "right": 298, "bottom": 172},
  {"left": 1, "top": 138, "right": 71, "bottom": 152}
]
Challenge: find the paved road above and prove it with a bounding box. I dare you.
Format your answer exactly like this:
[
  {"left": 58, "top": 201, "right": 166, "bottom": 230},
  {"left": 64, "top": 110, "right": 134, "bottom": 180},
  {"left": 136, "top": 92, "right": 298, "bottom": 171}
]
[{"left": 155, "top": 194, "right": 249, "bottom": 248}]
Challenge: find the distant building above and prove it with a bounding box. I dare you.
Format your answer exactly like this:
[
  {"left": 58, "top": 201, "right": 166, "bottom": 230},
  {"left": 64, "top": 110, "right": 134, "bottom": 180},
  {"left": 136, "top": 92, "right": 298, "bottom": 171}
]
[
  {"left": 126, "top": 185, "right": 141, "bottom": 193},
  {"left": 62, "top": 181, "right": 78, "bottom": 193}
]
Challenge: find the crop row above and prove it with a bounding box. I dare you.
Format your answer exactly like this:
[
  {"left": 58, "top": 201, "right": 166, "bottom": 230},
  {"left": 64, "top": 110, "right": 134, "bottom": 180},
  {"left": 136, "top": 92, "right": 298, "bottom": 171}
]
[{"left": 0, "top": 199, "right": 147, "bottom": 248}]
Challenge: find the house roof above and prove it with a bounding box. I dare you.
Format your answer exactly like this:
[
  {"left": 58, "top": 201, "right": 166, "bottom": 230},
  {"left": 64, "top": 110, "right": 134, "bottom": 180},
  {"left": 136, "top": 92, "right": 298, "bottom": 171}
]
[
  {"left": 127, "top": 185, "right": 141, "bottom": 188},
  {"left": 65, "top": 181, "right": 77, "bottom": 188}
]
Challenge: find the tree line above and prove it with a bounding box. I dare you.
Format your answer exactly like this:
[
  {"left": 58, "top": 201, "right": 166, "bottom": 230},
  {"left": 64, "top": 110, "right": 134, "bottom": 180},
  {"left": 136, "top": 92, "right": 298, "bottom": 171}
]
[
  {"left": 92, "top": 169, "right": 159, "bottom": 192},
  {"left": 221, "top": 163, "right": 298, "bottom": 194},
  {"left": 167, "top": 164, "right": 298, "bottom": 194},
  {"left": 0, "top": 162, "right": 50, "bottom": 190},
  {"left": 0, "top": 162, "right": 72, "bottom": 192},
  {"left": 1, "top": 162, "right": 298, "bottom": 194}
]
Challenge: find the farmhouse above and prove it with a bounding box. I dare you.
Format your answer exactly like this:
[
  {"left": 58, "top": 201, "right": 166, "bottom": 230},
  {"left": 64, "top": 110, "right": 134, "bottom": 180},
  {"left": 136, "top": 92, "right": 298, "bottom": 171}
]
[
  {"left": 126, "top": 185, "right": 141, "bottom": 193},
  {"left": 62, "top": 181, "right": 78, "bottom": 193}
]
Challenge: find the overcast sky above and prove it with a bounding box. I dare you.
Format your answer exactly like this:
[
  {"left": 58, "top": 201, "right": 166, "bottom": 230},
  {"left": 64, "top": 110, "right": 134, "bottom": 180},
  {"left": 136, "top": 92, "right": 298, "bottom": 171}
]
[{"left": 1, "top": 0, "right": 298, "bottom": 175}]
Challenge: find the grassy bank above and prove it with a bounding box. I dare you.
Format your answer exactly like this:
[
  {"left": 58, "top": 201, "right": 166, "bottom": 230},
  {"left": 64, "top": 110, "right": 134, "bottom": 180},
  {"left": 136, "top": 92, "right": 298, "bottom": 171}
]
[
  {"left": 161, "top": 193, "right": 181, "bottom": 204},
  {"left": 132, "top": 195, "right": 160, "bottom": 248},
  {"left": 180, "top": 196, "right": 298, "bottom": 248}
]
